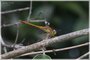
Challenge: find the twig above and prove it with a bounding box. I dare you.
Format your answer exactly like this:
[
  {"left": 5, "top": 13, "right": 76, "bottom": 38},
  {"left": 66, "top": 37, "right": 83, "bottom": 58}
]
[
  {"left": 0, "top": 36, "right": 24, "bottom": 49},
  {"left": 0, "top": 37, "right": 8, "bottom": 53},
  {"left": 1, "top": 22, "right": 20, "bottom": 28},
  {"left": 12, "top": 24, "right": 20, "bottom": 49},
  {"left": 19, "top": 38, "right": 26, "bottom": 44},
  {"left": 76, "top": 52, "right": 90, "bottom": 60},
  {"left": 0, "top": 37, "right": 6, "bottom": 47},
  {"left": 29, "top": 20, "right": 46, "bottom": 22},
  {"left": 27, "top": 0, "right": 33, "bottom": 22},
  {"left": 19, "top": 42, "right": 89, "bottom": 57},
  {"left": 1, "top": 20, "right": 46, "bottom": 28},
  {"left": 1, "top": 7, "right": 30, "bottom": 14},
  {"left": 2, "top": 43, "right": 25, "bottom": 49},
  {"left": 1, "top": 28, "right": 89, "bottom": 59},
  {"left": 3, "top": 47, "right": 7, "bottom": 53}
]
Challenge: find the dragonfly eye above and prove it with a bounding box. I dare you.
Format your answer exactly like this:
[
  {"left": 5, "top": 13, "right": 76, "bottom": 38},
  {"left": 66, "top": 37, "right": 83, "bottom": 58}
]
[{"left": 45, "top": 21, "right": 50, "bottom": 26}]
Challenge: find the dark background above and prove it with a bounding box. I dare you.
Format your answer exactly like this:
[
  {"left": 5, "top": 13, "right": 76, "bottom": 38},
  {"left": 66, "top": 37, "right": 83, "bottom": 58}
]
[{"left": 1, "top": 1, "right": 89, "bottom": 59}]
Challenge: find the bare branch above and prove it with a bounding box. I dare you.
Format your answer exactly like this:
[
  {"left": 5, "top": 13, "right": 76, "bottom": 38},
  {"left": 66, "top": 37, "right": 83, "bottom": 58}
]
[
  {"left": 2, "top": 43, "right": 25, "bottom": 49},
  {"left": 12, "top": 24, "right": 20, "bottom": 49},
  {"left": 1, "top": 28, "right": 89, "bottom": 59},
  {"left": 0, "top": 37, "right": 6, "bottom": 47},
  {"left": 29, "top": 20, "right": 46, "bottom": 22},
  {"left": 1, "top": 20, "right": 46, "bottom": 28},
  {"left": 76, "top": 52, "right": 90, "bottom": 60},
  {"left": 19, "top": 42, "right": 89, "bottom": 57},
  {"left": 0, "top": 37, "right": 8, "bottom": 53},
  {"left": 19, "top": 38, "right": 26, "bottom": 44},
  {"left": 3, "top": 47, "right": 7, "bottom": 53},
  {"left": 1, "top": 7, "right": 30, "bottom": 14},
  {"left": 1, "top": 22, "right": 20, "bottom": 28},
  {"left": 0, "top": 36, "right": 24, "bottom": 49},
  {"left": 27, "top": 0, "right": 33, "bottom": 21}
]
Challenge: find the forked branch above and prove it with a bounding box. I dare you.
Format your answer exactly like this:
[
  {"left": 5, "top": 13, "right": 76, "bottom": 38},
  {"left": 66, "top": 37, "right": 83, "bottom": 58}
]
[{"left": 1, "top": 28, "right": 89, "bottom": 59}]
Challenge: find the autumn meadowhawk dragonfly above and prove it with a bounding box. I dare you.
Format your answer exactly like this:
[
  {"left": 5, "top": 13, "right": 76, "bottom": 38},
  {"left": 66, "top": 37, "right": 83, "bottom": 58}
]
[{"left": 20, "top": 20, "right": 56, "bottom": 37}]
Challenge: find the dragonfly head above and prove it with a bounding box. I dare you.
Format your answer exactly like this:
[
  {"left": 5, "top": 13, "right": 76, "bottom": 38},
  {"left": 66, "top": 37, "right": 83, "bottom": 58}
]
[
  {"left": 43, "top": 26, "right": 56, "bottom": 37},
  {"left": 51, "top": 29, "right": 56, "bottom": 37}
]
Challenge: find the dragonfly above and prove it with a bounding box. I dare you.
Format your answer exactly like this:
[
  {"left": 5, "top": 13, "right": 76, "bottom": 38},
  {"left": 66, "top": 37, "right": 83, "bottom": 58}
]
[
  {"left": 20, "top": 20, "right": 56, "bottom": 37},
  {"left": 20, "top": 20, "right": 57, "bottom": 56}
]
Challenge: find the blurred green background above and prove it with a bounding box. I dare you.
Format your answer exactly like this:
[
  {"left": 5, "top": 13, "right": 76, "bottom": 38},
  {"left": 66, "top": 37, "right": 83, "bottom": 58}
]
[{"left": 1, "top": 1, "right": 89, "bottom": 59}]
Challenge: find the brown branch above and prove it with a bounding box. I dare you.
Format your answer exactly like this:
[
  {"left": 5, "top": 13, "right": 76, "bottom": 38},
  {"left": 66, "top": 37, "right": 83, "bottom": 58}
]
[{"left": 1, "top": 28, "right": 89, "bottom": 59}]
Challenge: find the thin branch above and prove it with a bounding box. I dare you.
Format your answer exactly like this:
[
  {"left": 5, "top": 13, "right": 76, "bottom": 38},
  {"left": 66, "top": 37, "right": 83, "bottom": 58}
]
[
  {"left": 1, "top": 28, "right": 89, "bottom": 59},
  {"left": 19, "top": 38, "right": 26, "bottom": 44},
  {"left": 1, "top": 22, "right": 20, "bottom": 28},
  {"left": 1, "top": 7, "right": 30, "bottom": 14},
  {"left": 0, "top": 37, "right": 6, "bottom": 47},
  {"left": 19, "top": 42, "right": 89, "bottom": 57},
  {"left": 2, "top": 43, "right": 25, "bottom": 49},
  {"left": 76, "top": 52, "right": 90, "bottom": 60},
  {"left": 27, "top": 0, "right": 33, "bottom": 21},
  {"left": 1, "top": 20, "right": 46, "bottom": 28},
  {"left": 29, "top": 20, "right": 46, "bottom": 22},
  {"left": 12, "top": 24, "right": 20, "bottom": 49},
  {"left": 0, "top": 36, "right": 24, "bottom": 49},
  {"left": 3, "top": 47, "right": 7, "bottom": 53},
  {"left": 0, "top": 37, "right": 8, "bottom": 53}
]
